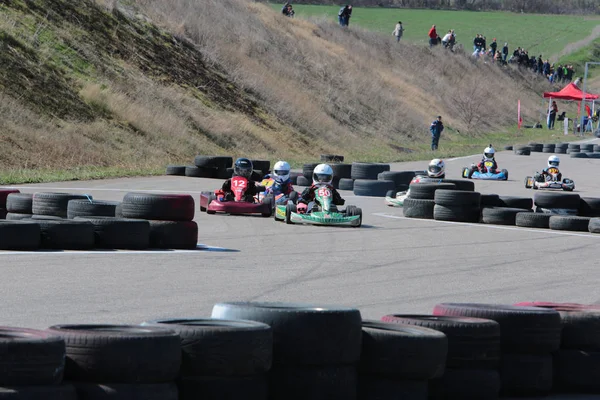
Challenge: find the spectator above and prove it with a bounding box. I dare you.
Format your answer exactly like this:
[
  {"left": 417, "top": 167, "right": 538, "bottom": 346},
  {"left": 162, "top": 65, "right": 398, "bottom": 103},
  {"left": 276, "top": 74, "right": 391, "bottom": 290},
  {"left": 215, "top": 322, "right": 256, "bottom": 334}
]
[
  {"left": 392, "top": 21, "right": 404, "bottom": 42},
  {"left": 442, "top": 30, "right": 452, "bottom": 48},
  {"left": 428, "top": 25, "right": 438, "bottom": 47},
  {"left": 502, "top": 42, "right": 508, "bottom": 62},
  {"left": 490, "top": 38, "right": 497, "bottom": 54},
  {"left": 548, "top": 101, "right": 558, "bottom": 129},
  {"left": 537, "top": 55, "right": 543, "bottom": 74},
  {"left": 282, "top": 3, "right": 295, "bottom": 17},
  {"left": 338, "top": 5, "right": 351, "bottom": 26},
  {"left": 482, "top": 36, "right": 487, "bottom": 51},
  {"left": 473, "top": 34, "right": 480, "bottom": 52},
  {"left": 430, "top": 115, "right": 444, "bottom": 151},
  {"left": 494, "top": 51, "right": 502, "bottom": 63}
]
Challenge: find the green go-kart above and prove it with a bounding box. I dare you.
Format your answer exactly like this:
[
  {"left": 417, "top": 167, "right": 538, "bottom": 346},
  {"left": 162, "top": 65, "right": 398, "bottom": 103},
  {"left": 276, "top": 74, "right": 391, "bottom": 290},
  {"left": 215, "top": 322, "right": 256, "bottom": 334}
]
[{"left": 276, "top": 184, "right": 362, "bottom": 227}]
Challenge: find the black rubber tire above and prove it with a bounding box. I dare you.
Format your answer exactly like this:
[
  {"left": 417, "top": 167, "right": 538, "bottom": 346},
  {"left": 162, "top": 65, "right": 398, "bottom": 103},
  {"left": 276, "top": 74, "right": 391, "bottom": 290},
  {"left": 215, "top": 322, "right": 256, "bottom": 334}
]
[
  {"left": 250, "top": 170, "right": 264, "bottom": 182},
  {"left": 185, "top": 166, "right": 216, "bottom": 178},
  {"left": 503, "top": 145, "right": 513, "bottom": 151},
  {"left": 289, "top": 172, "right": 301, "bottom": 185},
  {"left": 500, "top": 353, "right": 553, "bottom": 396},
  {"left": 515, "top": 149, "right": 530, "bottom": 156},
  {"left": 0, "top": 190, "right": 20, "bottom": 209},
  {"left": 594, "top": 144, "right": 600, "bottom": 152},
  {"left": 589, "top": 218, "right": 600, "bottom": 233},
  {"left": 296, "top": 176, "right": 311, "bottom": 187},
  {"left": 32, "top": 215, "right": 64, "bottom": 220},
  {"left": 0, "top": 221, "right": 40, "bottom": 250},
  {"left": 571, "top": 152, "right": 588, "bottom": 158},
  {"left": 330, "top": 163, "right": 352, "bottom": 179},
  {"left": 559, "top": 311, "right": 600, "bottom": 351},
  {"left": 6, "top": 193, "right": 33, "bottom": 214},
  {"left": 346, "top": 205, "right": 362, "bottom": 227},
  {"left": 378, "top": 171, "right": 415, "bottom": 189},
  {"left": 542, "top": 147, "right": 555, "bottom": 153},
  {"left": 579, "top": 197, "right": 600, "bottom": 217},
  {"left": 338, "top": 178, "right": 354, "bottom": 191},
  {"left": 549, "top": 215, "right": 591, "bottom": 232},
  {"left": 434, "top": 190, "right": 481, "bottom": 206},
  {"left": 360, "top": 320, "right": 447, "bottom": 379},
  {"left": 433, "top": 204, "right": 480, "bottom": 223},
  {"left": 250, "top": 160, "right": 270, "bottom": 175},
  {"left": 5, "top": 213, "right": 33, "bottom": 220},
  {"left": 211, "top": 302, "right": 362, "bottom": 365},
  {"left": 74, "top": 218, "right": 150, "bottom": 250},
  {"left": 0, "top": 327, "right": 66, "bottom": 386},
  {"left": 386, "top": 190, "right": 396, "bottom": 198},
  {"left": 178, "top": 375, "right": 267, "bottom": 400},
  {"left": 554, "top": 349, "right": 600, "bottom": 392},
  {"left": 0, "top": 385, "right": 77, "bottom": 400},
  {"left": 32, "top": 193, "right": 91, "bottom": 218},
  {"left": 480, "top": 194, "right": 501, "bottom": 207},
  {"left": 302, "top": 163, "right": 319, "bottom": 180},
  {"left": 529, "top": 143, "right": 543, "bottom": 152},
  {"left": 358, "top": 377, "right": 428, "bottom": 400},
  {"left": 515, "top": 212, "right": 551, "bottom": 229},
  {"left": 556, "top": 142, "right": 569, "bottom": 149},
  {"left": 353, "top": 179, "right": 395, "bottom": 197},
  {"left": 433, "top": 303, "right": 562, "bottom": 353},
  {"left": 351, "top": 163, "right": 390, "bottom": 180},
  {"left": 429, "top": 369, "right": 501, "bottom": 400},
  {"left": 194, "top": 156, "right": 233, "bottom": 170},
  {"left": 46, "top": 325, "right": 181, "bottom": 383},
  {"left": 67, "top": 200, "right": 119, "bottom": 219},
  {"left": 148, "top": 221, "right": 198, "bottom": 249},
  {"left": 581, "top": 144, "right": 594, "bottom": 152},
  {"left": 534, "top": 192, "right": 580, "bottom": 209},
  {"left": 408, "top": 183, "right": 456, "bottom": 200},
  {"left": 497, "top": 196, "right": 533, "bottom": 210},
  {"left": 440, "top": 179, "right": 475, "bottom": 192},
  {"left": 216, "top": 167, "right": 233, "bottom": 180},
  {"left": 568, "top": 143, "right": 581, "bottom": 150},
  {"left": 567, "top": 148, "right": 581, "bottom": 154},
  {"left": 381, "top": 315, "right": 500, "bottom": 370},
  {"left": 141, "top": 318, "right": 272, "bottom": 376},
  {"left": 587, "top": 152, "right": 600, "bottom": 159},
  {"left": 403, "top": 198, "right": 435, "bottom": 219},
  {"left": 543, "top": 143, "right": 556, "bottom": 150},
  {"left": 38, "top": 220, "right": 95, "bottom": 250},
  {"left": 269, "top": 365, "right": 356, "bottom": 400},
  {"left": 320, "top": 154, "right": 345, "bottom": 163},
  {"left": 481, "top": 207, "right": 531, "bottom": 226},
  {"left": 121, "top": 193, "right": 195, "bottom": 221},
  {"left": 73, "top": 383, "right": 177, "bottom": 400},
  {"left": 555, "top": 147, "right": 567, "bottom": 154},
  {"left": 165, "top": 165, "right": 186, "bottom": 176}
]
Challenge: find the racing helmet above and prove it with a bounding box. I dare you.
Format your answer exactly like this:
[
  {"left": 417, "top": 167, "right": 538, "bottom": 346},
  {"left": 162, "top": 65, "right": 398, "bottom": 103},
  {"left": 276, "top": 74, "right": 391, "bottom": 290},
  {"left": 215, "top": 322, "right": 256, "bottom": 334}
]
[
  {"left": 312, "top": 163, "right": 334, "bottom": 185},
  {"left": 233, "top": 158, "right": 253, "bottom": 178},
  {"left": 483, "top": 145, "right": 496, "bottom": 160},
  {"left": 427, "top": 159, "right": 445, "bottom": 178},
  {"left": 548, "top": 155, "right": 560, "bottom": 168},
  {"left": 272, "top": 160, "right": 291, "bottom": 184}
]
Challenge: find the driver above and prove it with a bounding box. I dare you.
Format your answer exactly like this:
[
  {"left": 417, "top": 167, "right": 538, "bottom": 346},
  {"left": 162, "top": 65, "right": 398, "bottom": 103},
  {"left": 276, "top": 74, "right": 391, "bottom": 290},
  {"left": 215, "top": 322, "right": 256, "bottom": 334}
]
[
  {"left": 386, "top": 159, "right": 445, "bottom": 206},
  {"left": 221, "top": 158, "right": 263, "bottom": 201},
  {"left": 264, "top": 160, "right": 296, "bottom": 197},
  {"left": 537, "top": 155, "right": 562, "bottom": 182},
  {"left": 297, "top": 164, "right": 345, "bottom": 211},
  {"left": 476, "top": 145, "right": 499, "bottom": 173}
]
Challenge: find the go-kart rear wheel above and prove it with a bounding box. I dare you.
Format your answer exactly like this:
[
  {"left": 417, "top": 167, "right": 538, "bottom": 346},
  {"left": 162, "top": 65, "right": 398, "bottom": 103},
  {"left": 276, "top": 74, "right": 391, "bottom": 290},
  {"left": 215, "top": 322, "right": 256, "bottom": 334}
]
[
  {"left": 347, "top": 206, "right": 362, "bottom": 227},
  {"left": 285, "top": 203, "right": 296, "bottom": 224},
  {"left": 261, "top": 196, "right": 274, "bottom": 217},
  {"left": 288, "top": 191, "right": 298, "bottom": 204},
  {"left": 206, "top": 193, "right": 216, "bottom": 214},
  {"left": 501, "top": 169, "right": 508, "bottom": 180},
  {"left": 200, "top": 191, "right": 211, "bottom": 211}
]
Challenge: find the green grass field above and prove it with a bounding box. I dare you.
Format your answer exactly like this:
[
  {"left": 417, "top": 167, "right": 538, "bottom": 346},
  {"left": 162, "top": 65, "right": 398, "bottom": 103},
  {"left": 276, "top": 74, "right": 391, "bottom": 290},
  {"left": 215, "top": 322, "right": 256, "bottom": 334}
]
[{"left": 272, "top": 4, "right": 600, "bottom": 60}]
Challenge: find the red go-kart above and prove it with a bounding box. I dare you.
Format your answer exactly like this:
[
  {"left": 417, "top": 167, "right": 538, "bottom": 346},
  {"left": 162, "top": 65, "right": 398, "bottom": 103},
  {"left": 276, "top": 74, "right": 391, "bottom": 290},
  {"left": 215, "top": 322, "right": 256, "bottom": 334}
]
[{"left": 200, "top": 176, "right": 273, "bottom": 217}]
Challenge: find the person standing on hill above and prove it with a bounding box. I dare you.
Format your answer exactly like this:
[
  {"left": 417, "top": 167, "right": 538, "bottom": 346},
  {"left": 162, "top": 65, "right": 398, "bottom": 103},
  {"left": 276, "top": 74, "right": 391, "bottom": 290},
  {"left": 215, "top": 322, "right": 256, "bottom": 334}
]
[
  {"left": 548, "top": 101, "right": 558, "bottom": 130},
  {"left": 428, "top": 25, "right": 438, "bottom": 48},
  {"left": 430, "top": 115, "right": 444, "bottom": 151},
  {"left": 502, "top": 43, "right": 508, "bottom": 62},
  {"left": 490, "top": 38, "right": 497, "bottom": 55},
  {"left": 393, "top": 21, "right": 404, "bottom": 42},
  {"left": 338, "top": 5, "right": 352, "bottom": 27}
]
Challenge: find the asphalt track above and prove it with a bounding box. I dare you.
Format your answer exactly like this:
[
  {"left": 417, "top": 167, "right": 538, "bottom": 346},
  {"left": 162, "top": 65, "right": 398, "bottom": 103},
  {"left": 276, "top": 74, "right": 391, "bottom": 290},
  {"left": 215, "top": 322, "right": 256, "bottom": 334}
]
[{"left": 3, "top": 142, "right": 600, "bottom": 332}]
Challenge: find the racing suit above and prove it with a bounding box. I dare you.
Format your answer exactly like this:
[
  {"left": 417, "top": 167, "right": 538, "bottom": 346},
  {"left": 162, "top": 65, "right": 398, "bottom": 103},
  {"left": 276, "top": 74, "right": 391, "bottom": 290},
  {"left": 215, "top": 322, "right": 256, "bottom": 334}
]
[
  {"left": 221, "top": 177, "right": 263, "bottom": 202},
  {"left": 477, "top": 158, "right": 499, "bottom": 173},
  {"left": 265, "top": 179, "right": 295, "bottom": 197},
  {"left": 299, "top": 184, "right": 345, "bottom": 206}
]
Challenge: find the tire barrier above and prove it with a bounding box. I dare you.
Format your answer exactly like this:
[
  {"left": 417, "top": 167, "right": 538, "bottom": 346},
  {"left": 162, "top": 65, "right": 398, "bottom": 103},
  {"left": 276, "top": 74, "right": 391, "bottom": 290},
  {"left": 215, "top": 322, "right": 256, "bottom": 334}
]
[
  {"left": 482, "top": 207, "right": 531, "bottom": 226},
  {"left": 353, "top": 179, "right": 395, "bottom": 197},
  {"left": 515, "top": 212, "right": 552, "bottom": 229},
  {"left": 514, "top": 145, "right": 531, "bottom": 156},
  {"left": 528, "top": 142, "right": 543, "bottom": 152},
  {"left": 403, "top": 198, "right": 435, "bottom": 219},
  {"left": 350, "top": 163, "right": 390, "bottom": 180},
  {"left": 33, "top": 193, "right": 91, "bottom": 218},
  {"left": 433, "top": 190, "right": 481, "bottom": 223},
  {"left": 377, "top": 171, "right": 415, "bottom": 191},
  {"left": 338, "top": 178, "right": 354, "bottom": 191},
  {"left": 549, "top": 215, "right": 591, "bottom": 232}
]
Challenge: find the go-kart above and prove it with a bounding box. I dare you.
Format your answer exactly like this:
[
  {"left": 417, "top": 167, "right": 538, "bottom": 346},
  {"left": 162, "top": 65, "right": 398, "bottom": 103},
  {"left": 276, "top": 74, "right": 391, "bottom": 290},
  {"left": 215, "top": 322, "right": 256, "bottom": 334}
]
[
  {"left": 285, "top": 183, "right": 362, "bottom": 227},
  {"left": 258, "top": 178, "right": 300, "bottom": 221},
  {"left": 200, "top": 176, "right": 272, "bottom": 216},
  {"left": 524, "top": 167, "right": 574, "bottom": 191},
  {"left": 462, "top": 162, "right": 508, "bottom": 180}
]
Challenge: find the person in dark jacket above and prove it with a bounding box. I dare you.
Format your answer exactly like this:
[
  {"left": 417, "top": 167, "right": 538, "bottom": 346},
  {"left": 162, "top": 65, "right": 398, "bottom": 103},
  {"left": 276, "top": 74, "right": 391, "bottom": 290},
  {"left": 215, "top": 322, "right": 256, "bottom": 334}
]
[
  {"left": 338, "top": 5, "right": 352, "bottom": 27},
  {"left": 430, "top": 116, "right": 444, "bottom": 151},
  {"left": 502, "top": 43, "right": 509, "bottom": 62},
  {"left": 221, "top": 158, "right": 264, "bottom": 202}
]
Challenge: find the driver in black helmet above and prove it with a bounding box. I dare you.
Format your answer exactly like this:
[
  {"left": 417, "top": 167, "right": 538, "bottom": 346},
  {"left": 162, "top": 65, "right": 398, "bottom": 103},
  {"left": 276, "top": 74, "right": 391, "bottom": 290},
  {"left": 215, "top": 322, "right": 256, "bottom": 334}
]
[{"left": 221, "top": 158, "right": 264, "bottom": 201}]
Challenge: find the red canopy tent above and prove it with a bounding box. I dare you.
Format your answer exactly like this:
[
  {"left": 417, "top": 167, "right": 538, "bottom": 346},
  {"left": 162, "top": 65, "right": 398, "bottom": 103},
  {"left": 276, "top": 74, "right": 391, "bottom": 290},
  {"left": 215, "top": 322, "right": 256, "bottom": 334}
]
[{"left": 542, "top": 83, "right": 599, "bottom": 132}]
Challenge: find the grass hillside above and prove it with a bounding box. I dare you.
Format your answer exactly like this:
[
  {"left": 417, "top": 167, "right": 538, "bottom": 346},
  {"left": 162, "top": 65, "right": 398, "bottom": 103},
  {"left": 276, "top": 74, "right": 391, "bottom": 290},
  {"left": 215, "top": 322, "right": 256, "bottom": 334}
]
[
  {"left": 0, "top": 0, "right": 563, "bottom": 183},
  {"left": 277, "top": 4, "right": 600, "bottom": 61}
]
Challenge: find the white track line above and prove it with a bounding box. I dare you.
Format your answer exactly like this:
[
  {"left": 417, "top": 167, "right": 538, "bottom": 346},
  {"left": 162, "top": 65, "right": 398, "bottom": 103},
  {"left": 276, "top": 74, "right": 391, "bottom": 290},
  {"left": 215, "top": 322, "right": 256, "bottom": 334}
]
[
  {"left": 0, "top": 244, "right": 237, "bottom": 256},
  {"left": 373, "top": 212, "right": 600, "bottom": 239}
]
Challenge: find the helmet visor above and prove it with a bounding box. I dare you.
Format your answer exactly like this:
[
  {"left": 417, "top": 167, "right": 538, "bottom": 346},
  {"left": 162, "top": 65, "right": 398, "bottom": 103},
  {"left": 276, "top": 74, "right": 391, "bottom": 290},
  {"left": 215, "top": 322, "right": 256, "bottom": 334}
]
[
  {"left": 234, "top": 166, "right": 252, "bottom": 178},
  {"left": 484, "top": 152, "right": 494, "bottom": 159},
  {"left": 549, "top": 161, "right": 559, "bottom": 167},
  {"left": 274, "top": 169, "right": 290, "bottom": 177},
  {"left": 314, "top": 173, "right": 332, "bottom": 183},
  {"left": 428, "top": 165, "right": 442, "bottom": 174}
]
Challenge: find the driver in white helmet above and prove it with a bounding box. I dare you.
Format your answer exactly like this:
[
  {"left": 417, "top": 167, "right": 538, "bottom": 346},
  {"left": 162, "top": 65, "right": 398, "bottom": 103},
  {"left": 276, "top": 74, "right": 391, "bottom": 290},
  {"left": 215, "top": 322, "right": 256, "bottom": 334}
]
[
  {"left": 475, "top": 144, "right": 499, "bottom": 173},
  {"left": 386, "top": 159, "right": 445, "bottom": 206},
  {"left": 264, "top": 160, "right": 296, "bottom": 196},
  {"left": 298, "top": 164, "right": 345, "bottom": 210},
  {"left": 537, "top": 155, "right": 562, "bottom": 181}
]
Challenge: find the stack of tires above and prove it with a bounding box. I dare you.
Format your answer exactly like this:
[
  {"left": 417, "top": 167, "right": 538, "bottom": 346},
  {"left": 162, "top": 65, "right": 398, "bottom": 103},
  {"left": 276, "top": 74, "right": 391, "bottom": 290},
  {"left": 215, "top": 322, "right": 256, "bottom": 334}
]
[
  {"left": 6, "top": 192, "right": 33, "bottom": 220},
  {"left": 142, "top": 318, "right": 273, "bottom": 400},
  {"left": 513, "top": 302, "right": 600, "bottom": 393},
  {"left": 211, "top": 302, "right": 362, "bottom": 400},
  {"left": 433, "top": 189, "right": 481, "bottom": 223},
  {"left": 542, "top": 143, "right": 556, "bottom": 153},
  {"left": 433, "top": 303, "right": 562, "bottom": 397},
  {"left": 377, "top": 171, "right": 415, "bottom": 195},
  {"left": 352, "top": 163, "right": 394, "bottom": 197},
  {"left": 0, "top": 189, "right": 19, "bottom": 219},
  {"left": 514, "top": 145, "right": 531, "bottom": 156},
  {"left": 120, "top": 193, "right": 198, "bottom": 249},
  {"left": 403, "top": 182, "right": 455, "bottom": 219},
  {"left": 184, "top": 156, "right": 234, "bottom": 179},
  {"left": 358, "top": 320, "right": 447, "bottom": 400},
  {"left": 299, "top": 163, "right": 319, "bottom": 187},
  {"left": 330, "top": 162, "right": 352, "bottom": 190},
  {"left": 47, "top": 324, "right": 181, "bottom": 399},
  {"left": 554, "top": 143, "right": 568, "bottom": 154},
  {"left": 567, "top": 143, "right": 581, "bottom": 155},
  {"left": 481, "top": 195, "right": 533, "bottom": 226},
  {"left": 250, "top": 160, "right": 271, "bottom": 182},
  {"left": 579, "top": 197, "right": 600, "bottom": 218},
  {"left": 381, "top": 315, "right": 501, "bottom": 400},
  {"left": 528, "top": 142, "right": 543, "bottom": 153}
]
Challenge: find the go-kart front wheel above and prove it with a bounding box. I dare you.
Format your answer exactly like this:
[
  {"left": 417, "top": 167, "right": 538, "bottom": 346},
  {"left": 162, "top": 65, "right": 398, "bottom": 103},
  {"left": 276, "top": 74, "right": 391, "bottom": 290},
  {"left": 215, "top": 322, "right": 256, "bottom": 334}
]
[
  {"left": 206, "top": 193, "right": 217, "bottom": 214},
  {"left": 285, "top": 203, "right": 296, "bottom": 224},
  {"left": 261, "top": 196, "right": 273, "bottom": 218}
]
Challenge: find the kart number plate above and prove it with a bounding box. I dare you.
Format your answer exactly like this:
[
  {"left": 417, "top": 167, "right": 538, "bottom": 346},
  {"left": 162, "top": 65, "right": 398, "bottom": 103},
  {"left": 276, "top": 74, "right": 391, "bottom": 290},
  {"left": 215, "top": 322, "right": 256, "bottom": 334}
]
[
  {"left": 318, "top": 188, "right": 331, "bottom": 197},
  {"left": 484, "top": 161, "right": 494, "bottom": 168},
  {"left": 548, "top": 167, "right": 559, "bottom": 175}
]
